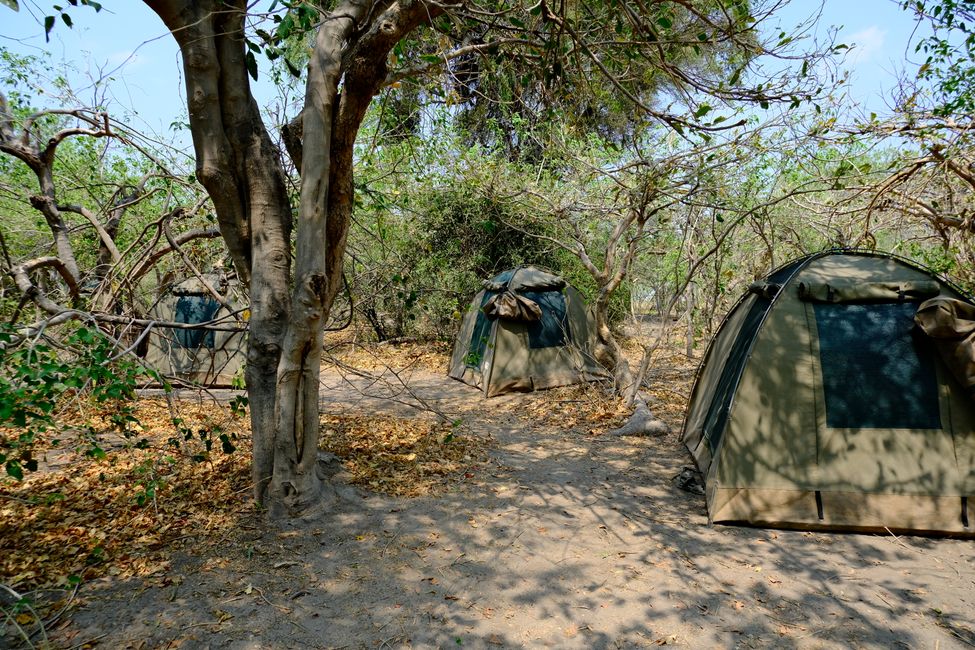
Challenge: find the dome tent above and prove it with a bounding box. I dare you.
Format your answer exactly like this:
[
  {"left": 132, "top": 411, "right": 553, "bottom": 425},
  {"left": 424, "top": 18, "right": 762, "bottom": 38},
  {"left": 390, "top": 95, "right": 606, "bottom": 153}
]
[
  {"left": 682, "top": 250, "right": 975, "bottom": 535},
  {"left": 448, "top": 266, "right": 605, "bottom": 397},
  {"left": 145, "top": 273, "right": 247, "bottom": 387}
]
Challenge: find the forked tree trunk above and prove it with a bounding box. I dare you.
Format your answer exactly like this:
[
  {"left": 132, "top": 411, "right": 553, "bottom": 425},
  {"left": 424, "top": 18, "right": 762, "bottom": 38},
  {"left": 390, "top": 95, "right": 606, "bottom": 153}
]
[
  {"left": 265, "top": 3, "right": 363, "bottom": 517},
  {"left": 267, "top": 0, "right": 451, "bottom": 516},
  {"left": 146, "top": 0, "right": 296, "bottom": 507},
  {"left": 145, "top": 0, "right": 453, "bottom": 517}
]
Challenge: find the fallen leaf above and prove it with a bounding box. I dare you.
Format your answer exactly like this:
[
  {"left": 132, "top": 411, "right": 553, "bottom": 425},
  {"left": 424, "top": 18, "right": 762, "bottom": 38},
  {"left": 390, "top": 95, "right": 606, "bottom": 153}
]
[{"left": 273, "top": 561, "right": 299, "bottom": 569}]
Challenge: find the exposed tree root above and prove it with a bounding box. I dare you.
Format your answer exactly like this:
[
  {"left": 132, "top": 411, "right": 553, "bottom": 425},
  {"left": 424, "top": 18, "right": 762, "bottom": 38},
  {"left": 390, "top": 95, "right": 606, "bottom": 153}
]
[{"left": 607, "top": 394, "right": 669, "bottom": 437}]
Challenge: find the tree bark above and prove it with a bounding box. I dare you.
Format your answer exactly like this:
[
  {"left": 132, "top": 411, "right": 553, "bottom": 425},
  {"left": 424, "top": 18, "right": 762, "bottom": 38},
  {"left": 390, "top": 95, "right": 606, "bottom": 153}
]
[
  {"left": 144, "top": 0, "right": 454, "bottom": 515},
  {"left": 145, "top": 0, "right": 293, "bottom": 505},
  {"left": 266, "top": 0, "right": 457, "bottom": 516}
]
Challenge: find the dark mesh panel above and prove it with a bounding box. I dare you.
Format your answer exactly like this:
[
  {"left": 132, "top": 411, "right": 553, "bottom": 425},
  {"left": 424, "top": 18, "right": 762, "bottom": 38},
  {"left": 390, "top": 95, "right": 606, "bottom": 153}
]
[
  {"left": 174, "top": 296, "right": 220, "bottom": 349},
  {"left": 702, "top": 298, "right": 772, "bottom": 453},
  {"left": 466, "top": 291, "right": 497, "bottom": 368},
  {"left": 814, "top": 302, "right": 941, "bottom": 429},
  {"left": 702, "top": 256, "right": 808, "bottom": 454},
  {"left": 767, "top": 257, "right": 809, "bottom": 285},
  {"left": 522, "top": 290, "right": 568, "bottom": 349},
  {"left": 489, "top": 269, "right": 516, "bottom": 285}
]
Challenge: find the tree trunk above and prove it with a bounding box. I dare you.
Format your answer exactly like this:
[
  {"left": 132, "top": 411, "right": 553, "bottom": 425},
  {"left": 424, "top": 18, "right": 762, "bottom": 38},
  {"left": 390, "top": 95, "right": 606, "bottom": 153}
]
[
  {"left": 145, "top": 0, "right": 454, "bottom": 517},
  {"left": 265, "top": 2, "right": 362, "bottom": 518},
  {"left": 145, "top": 0, "right": 293, "bottom": 505},
  {"left": 266, "top": 0, "right": 453, "bottom": 516},
  {"left": 591, "top": 289, "right": 635, "bottom": 396},
  {"left": 591, "top": 287, "right": 668, "bottom": 437}
]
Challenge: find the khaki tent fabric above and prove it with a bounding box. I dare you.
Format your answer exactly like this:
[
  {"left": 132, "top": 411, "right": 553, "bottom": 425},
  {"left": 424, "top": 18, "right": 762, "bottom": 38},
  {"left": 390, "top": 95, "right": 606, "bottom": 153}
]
[
  {"left": 448, "top": 266, "right": 605, "bottom": 397},
  {"left": 683, "top": 251, "right": 975, "bottom": 535},
  {"left": 145, "top": 274, "right": 247, "bottom": 387},
  {"left": 483, "top": 267, "right": 566, "bottom": 292}
]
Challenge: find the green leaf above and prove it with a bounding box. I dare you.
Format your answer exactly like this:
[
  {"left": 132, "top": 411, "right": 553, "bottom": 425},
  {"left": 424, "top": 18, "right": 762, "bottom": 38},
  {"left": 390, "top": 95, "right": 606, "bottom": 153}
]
[
  {"left": 85, "top": 545, "right": 104, "bottom": 565},
  {"left": 5, "top": 459, "right": 23, "bottom": 480},
  {"left": 245, "top": 51, "right": 258, "bottom": 81},
  {"left": 61, "top": 12, "right": 72, "bottom": 27},
  {"left": 44, "top": 15, "right": 55, "bottom": 41},
  {"left": 657, "top": 16, "right": 672, "bottom": 29},
  {"left": 0, "top": 0, "right": 18, "bottom": 10},
  {"left": 219, "top": 433, "right": 236, "bottom": 454},
  {"left": 277, "top": 13, "right": 294, "bottom": 39}
]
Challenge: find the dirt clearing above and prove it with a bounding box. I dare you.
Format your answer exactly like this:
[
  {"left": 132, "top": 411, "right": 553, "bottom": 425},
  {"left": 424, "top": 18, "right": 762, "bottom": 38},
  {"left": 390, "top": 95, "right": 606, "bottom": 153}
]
[{"left": 3, "top": 343, "right": 974, "bottom": 649}]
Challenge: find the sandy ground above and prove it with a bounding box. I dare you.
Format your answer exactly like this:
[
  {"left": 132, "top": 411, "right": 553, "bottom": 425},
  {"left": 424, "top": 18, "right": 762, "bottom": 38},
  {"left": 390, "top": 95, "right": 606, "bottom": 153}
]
[{"left": 47, "top": 368, "right": 975, "bottom": 649}]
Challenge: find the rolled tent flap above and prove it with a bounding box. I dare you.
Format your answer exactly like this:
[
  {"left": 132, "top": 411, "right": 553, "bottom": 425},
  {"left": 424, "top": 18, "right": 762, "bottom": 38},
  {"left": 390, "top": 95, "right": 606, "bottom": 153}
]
[
  {"left": 483, "top": 291, "right": 543, "bottom": 322},
  {"left": 915, "top": 296, "right": 975, "bottom": 397},
  {"left": 797, "top": 280, "right": 942, "bottom": 303},
  {"left": 747, "top": 281, "right": 782, "bottom": 300}
]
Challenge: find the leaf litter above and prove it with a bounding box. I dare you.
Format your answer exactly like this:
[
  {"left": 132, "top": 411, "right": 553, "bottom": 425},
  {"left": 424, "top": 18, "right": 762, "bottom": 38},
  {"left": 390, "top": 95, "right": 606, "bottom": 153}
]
[
  {"left": 319, "top": 414, "right": 489, "bottom": 497},
  {"left": 1, "top": 384, "right": 490, "bottom": 598},
  {"left": 2, "top": 335, "right": 697, "bottom": 645}
]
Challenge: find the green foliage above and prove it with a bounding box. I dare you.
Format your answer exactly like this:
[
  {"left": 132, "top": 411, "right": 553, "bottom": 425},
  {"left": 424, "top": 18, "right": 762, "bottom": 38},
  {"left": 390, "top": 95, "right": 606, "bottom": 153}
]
[
  {"left": 449, "top": 0, "right": 760, "bottom": 158},
  {"left": 904, "top": 0, "right": 975, "bottom": 114},
  {"left": 40, "top": 0, "right": 103, "bottom": 42},
  {"left": 0, "top": 46, "right": 218, "bottom": 327},
  {"left": 353, "top": 181, "right": 571, "bottom": 340},
  {"left": 165, "top": 416, "right": 238, "bottom": 463},
  {"left": 904, "top": 239, "right": 971, "bottom": 290},
  {"left": 0, "top": 324, "right": 149, "bottom": 480}
]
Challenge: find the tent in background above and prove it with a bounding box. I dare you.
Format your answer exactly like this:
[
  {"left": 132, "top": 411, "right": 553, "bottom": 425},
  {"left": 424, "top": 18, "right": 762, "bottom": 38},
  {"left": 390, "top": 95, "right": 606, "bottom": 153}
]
[
  {"left": 448, "top": 266, "right": 605, "bottom": 397},
  {"left": 683, "top": 250, "right": 975, "bottom": 535},
  {"left": 145, "top": 273, "right": 247, "bottom": 387}
]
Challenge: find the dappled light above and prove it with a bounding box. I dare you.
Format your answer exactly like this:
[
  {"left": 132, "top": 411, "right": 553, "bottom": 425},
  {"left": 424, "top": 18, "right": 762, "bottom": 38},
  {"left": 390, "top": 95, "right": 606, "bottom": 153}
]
[
  {"left": 2, "top": 0, "right": 975, "bottom": 645},
  {"left": 3, "top": 336, "right": 973, "bottom": 647}
]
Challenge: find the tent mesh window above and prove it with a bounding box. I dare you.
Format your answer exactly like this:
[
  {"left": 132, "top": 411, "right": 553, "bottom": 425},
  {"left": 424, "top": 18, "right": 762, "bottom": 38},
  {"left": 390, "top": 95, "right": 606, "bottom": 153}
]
[
  {"left": 814, "top": 302, "right": 941, "bottom": 429},
  {"left": 522, "top": 290, "right": 569, "bottom": 349},
  {"left": 702, "top": 257, "right": 807, "bottom": 453},
  {"left": 173, "top": 295, "right": 220, "bottom": 349},
  {"left": 466, "top": 291, "right": 497, "bottom": 368}
]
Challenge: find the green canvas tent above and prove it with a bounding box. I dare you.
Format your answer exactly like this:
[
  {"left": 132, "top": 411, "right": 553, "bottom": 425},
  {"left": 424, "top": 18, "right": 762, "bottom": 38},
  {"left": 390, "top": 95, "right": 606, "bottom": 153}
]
[
  {"left": 682, "top": 250, "right": 975, "bottom": 535},
  {"left": 448, "top": 266, "right": 604, "bottom": 396},
  {"left": 145, "top": 273, "right": 247, "bottom": 387}
]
